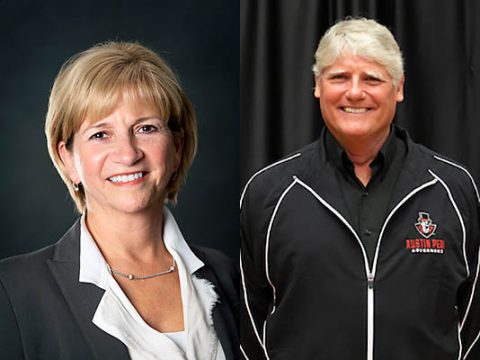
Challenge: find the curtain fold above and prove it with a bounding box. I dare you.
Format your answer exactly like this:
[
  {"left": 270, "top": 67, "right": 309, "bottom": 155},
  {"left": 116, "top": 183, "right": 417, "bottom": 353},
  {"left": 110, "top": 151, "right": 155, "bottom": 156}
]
[{"left": 241, "top": 0, "right": 480, "bottom": 187}]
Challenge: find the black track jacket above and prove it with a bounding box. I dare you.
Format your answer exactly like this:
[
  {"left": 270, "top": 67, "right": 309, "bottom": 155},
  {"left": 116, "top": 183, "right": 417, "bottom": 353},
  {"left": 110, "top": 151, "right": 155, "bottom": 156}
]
[{"left": 240, "top": 126, "right": 480, "bottom": 360}]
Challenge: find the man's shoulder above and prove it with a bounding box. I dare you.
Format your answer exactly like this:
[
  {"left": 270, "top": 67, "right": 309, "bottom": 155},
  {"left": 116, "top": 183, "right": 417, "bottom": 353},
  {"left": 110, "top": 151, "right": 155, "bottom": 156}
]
[
  {"left": 416, "top": 143, "right": 473, "bottom": 179},
  {"left": 413, "top": 142, "right": 479, "bottom": 203},
  {"left": 241, "top": 140, "right": 320, "bottom": 206}
]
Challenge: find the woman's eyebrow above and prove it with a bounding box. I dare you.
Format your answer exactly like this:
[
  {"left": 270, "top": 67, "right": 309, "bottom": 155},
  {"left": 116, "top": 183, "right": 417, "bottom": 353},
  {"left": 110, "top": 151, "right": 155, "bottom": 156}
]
[
  {"left": 134, "top": 116, "right": 163, "bottom": 123},
  {"left": 81, "top": 116, "right": 164, "bottom": 133},
  {"left": 81, "top": 121, "right": 111, "bottom": 134}
]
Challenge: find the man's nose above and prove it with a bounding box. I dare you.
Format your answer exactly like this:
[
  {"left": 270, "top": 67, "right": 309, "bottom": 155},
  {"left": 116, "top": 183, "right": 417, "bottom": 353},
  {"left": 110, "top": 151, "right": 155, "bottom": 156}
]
[{"left": 346, "top": 78, "right": 366, "bottom": 100}]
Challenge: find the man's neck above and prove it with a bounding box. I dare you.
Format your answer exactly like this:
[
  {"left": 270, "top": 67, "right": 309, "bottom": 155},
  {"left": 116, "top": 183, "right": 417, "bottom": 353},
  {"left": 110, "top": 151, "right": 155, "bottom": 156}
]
[{"left": 335, "top": 129, "right": 390, "bottom": 186}]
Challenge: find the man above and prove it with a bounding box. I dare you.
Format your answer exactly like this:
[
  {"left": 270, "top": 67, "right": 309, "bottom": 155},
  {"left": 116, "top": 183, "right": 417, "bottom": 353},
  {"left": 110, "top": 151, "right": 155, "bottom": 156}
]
[{"left": 240, "top": 18, "right": 480, "bottom": 359}]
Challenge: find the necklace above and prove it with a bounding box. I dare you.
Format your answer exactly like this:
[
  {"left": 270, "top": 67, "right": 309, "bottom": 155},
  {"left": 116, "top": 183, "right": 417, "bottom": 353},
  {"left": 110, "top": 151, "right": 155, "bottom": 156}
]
[{"left": 107, "top": 258, "right": 176, "bottom": 280}]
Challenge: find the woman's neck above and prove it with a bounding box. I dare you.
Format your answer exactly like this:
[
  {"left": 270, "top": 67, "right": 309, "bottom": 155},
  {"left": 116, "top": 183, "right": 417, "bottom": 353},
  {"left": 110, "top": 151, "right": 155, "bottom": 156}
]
[{"left": 84, "top": 204, "right": 170, "bottom": 267}]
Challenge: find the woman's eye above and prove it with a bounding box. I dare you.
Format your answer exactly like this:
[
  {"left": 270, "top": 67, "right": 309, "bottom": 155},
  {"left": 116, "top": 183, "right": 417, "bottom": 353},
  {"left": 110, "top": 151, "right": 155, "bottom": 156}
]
[
  {"left": 138, "top": 125, "right": 157, "bottom": 133},
  {"left": 89, "top": 131, "right": 107, "bottom": 140}
]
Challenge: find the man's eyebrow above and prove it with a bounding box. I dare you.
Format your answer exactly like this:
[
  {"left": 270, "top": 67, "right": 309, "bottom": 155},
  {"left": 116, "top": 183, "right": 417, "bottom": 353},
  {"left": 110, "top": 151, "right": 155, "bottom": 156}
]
[
  {"left": 326, "top": 69, "right": 347, "bottom": 75},
  {"left": 364, "top": 71, "right": 386, "bottom": 80},
  {"left": 324, "top": 69, "right": 349, "bottom": 78}
]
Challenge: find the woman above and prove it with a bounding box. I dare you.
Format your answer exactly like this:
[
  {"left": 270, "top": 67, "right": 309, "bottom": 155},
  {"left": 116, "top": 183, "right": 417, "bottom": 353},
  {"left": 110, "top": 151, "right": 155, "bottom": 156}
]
[{"left": 0, "top": 42, "right": 238, "bottom": 359}]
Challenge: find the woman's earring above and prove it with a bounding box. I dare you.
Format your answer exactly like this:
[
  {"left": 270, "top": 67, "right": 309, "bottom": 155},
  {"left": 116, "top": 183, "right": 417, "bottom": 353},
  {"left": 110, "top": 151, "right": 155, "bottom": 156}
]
[{"left": 73, "top": 182, "right": 80, "bottom": 192}]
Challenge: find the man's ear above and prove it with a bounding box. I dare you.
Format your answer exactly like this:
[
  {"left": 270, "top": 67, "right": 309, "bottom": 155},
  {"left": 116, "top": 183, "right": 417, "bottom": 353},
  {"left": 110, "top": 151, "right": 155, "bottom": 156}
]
[
  {"left": 58, "top": 141, "right": 81, "bottom": 184},
  {"left": 314, "top": 76, "right": 321, "bottom": 99},
  {"left": 396, "top": 75, "right": 405, "bottom": 102}
]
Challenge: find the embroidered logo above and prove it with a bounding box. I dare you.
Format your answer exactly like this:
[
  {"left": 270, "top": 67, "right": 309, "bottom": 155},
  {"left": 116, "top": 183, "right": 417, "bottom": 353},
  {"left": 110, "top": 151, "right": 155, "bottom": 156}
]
[
  {"left": 405, "top": 212, "right": 445, "bottom": 254},
  {"left": 415, "top": 212, "right": 436, "bottom": 238}
]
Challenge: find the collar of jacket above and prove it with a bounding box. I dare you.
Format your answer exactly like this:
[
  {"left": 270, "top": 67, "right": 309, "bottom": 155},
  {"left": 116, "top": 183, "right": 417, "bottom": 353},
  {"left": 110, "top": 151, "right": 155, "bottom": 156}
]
[
  {"left": 47, "top": 220, "right": 238, "bottom": 360},
  {"left": 293, "top": 124, "right": 437, "bottom": 227}
]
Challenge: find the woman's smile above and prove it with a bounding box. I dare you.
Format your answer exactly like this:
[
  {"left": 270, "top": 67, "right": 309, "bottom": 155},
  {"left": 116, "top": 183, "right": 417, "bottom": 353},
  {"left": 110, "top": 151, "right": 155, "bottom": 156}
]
[{"left": 108, "top": 171, "right": 148, "bottom": 185}]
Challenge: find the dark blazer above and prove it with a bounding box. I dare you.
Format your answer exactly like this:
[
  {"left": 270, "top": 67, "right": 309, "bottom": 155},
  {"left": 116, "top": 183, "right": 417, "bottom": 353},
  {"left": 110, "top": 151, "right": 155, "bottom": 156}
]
[{"left": 0, "top": 219, "right": 239, "bottom": 359}]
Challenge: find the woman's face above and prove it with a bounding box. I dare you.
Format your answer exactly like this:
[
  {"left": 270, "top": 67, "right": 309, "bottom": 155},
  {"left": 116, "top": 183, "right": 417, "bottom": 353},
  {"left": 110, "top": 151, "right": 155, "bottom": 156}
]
[{"left": 59, "top": 96, "right": 182, "bottom": 216}]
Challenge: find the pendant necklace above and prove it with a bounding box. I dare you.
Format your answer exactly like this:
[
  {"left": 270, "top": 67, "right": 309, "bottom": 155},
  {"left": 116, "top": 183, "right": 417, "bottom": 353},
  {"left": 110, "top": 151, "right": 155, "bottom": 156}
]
[{"left": 107, "top": 258, "right": 176, "bottom": 280}]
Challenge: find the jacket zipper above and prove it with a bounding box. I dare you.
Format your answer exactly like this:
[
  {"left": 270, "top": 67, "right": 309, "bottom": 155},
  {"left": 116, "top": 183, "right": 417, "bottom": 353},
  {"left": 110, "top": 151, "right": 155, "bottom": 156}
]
[
  {"left": 366, "top": 177, "right": 438, "bottom": 360},
  {"left": 367, "top": 273, "right": 375, "bottom": 360},
  {"left": 294, "top": 176, "right": 438, "bottom": 360}
]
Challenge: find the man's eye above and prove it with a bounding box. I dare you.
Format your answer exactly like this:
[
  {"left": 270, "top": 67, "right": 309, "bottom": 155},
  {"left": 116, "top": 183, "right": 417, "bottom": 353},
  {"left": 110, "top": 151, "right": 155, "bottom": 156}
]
[
  {"left": 138, "top": 125, "right": 158, "bottom": 133},
  {"left": 365, "top": 76, "right": 383, "bottom": 83},
  {"left": 330, "top": 74, "right": 347, "bottom": 80},
  {"left": 89, "top": 132, "right": 107, "bottom": 140}
]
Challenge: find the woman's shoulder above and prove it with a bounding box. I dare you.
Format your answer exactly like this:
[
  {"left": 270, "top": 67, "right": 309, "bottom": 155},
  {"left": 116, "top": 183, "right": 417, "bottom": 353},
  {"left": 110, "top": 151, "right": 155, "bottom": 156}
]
[
  {"left": 0, "top": 218, "right": 80, "bottom": 275},
  {"left": 0, "top": 244, "right": 57, "bottom": 278},
  {"left": 0, "top": 243, "right": 60, "bottom": 324},
  {"left": 0, "top": 244, "right": 62, "bottom": 308}
]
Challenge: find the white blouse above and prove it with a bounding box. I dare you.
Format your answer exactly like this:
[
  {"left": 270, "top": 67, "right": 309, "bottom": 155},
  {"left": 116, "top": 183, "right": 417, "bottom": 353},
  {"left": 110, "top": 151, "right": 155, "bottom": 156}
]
[{"left": 78, "top": 207, "right": 226, "bottom": 360}]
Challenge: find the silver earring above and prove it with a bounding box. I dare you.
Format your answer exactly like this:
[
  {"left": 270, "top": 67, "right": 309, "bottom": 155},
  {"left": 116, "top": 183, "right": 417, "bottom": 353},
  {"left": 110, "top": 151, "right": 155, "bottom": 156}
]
[{"left": 73, "top": 182, "right": 80, "bottom": 192}]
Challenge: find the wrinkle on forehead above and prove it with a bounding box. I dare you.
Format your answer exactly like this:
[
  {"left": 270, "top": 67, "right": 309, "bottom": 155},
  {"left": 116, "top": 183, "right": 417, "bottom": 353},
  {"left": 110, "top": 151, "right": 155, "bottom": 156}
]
[
  {"left": 82, "top": 87, "right": 167, "bottom": 127},
  {"left": 322, "top": 55, "right": 391, "bottom": 82}
]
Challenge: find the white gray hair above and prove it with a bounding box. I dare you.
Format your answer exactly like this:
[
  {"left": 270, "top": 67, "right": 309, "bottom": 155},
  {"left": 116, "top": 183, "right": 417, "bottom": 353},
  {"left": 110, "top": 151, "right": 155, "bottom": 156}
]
[{"left": 312, "top": 18, "right": 404, "bottom": 88}]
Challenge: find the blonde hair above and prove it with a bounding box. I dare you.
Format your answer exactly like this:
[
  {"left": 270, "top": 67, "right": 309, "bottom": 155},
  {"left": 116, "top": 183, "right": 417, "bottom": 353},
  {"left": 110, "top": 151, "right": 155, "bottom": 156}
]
[
  {"left": 45, "top": 41, "right": 197, "bottom": 213},
  {"left": 312, "top": 18, "right": 404, "bottom": 88}
]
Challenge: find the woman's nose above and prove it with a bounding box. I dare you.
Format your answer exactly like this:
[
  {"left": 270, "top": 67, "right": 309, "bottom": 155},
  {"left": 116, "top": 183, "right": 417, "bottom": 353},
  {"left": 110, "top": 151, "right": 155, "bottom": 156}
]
[{"left": 111, "top": 135, "right": 143, "bottom": 165}]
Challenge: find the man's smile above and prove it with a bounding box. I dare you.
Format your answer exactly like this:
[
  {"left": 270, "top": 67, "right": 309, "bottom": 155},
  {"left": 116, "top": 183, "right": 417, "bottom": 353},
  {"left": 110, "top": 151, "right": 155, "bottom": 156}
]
[{"left": 341, "top": 107, "right": 371, "bottom": 114}]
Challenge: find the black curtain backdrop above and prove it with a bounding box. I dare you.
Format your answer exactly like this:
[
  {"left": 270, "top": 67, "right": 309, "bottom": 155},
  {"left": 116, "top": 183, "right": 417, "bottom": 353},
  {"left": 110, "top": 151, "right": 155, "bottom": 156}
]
[
  {"left": 0, "top": 0, "right": 239, "bottom": 261},
  {"left": 241, "top": 0, "right": 480, "bottom": 188}
]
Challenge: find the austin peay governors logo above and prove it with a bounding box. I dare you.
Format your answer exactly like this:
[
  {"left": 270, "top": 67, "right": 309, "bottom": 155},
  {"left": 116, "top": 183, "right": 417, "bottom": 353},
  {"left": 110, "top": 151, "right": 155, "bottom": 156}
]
[
  {"left": 415, "top": 212, "right": 436, "bottom": 238},
  {"left": 405, "top": 212, "right": 446, "bottom": 254}
]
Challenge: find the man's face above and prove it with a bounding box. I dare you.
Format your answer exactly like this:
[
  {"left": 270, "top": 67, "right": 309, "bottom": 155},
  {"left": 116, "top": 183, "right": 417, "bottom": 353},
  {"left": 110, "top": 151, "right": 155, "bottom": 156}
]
[{"left": 314, "top": 54, "right": 404, "bottom": 144}]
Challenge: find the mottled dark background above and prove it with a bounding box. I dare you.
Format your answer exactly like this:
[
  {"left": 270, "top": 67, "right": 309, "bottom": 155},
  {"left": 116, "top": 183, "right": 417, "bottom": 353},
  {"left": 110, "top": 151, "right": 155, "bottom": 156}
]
[{"left": 0, "top": 0, "right": 239, "bottom": 261}]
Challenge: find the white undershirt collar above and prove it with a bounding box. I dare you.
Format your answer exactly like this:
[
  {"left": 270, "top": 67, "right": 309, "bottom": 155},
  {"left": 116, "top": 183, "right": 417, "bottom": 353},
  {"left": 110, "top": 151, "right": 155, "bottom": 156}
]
[
  {"left": 79, "top": 206, "right": 204, "bottom": 287},
  {"left": 77, "top": 207, "right": 224, "bottom": 360}
]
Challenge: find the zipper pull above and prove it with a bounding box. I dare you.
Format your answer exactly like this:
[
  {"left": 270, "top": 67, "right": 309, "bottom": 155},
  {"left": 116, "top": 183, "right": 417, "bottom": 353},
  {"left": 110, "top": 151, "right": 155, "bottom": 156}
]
[{"left": 367, "top": 274, "right": 375, "bottom": 289}]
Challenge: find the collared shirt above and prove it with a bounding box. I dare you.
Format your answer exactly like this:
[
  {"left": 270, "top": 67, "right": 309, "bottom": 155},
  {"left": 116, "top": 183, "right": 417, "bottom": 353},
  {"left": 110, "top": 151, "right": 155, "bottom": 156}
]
[
  {"left": 325, "top": 126, "right": 408, "bottom": 266},
  {"left": 79, "top": 207, "right": 226, "bottom": 360}
]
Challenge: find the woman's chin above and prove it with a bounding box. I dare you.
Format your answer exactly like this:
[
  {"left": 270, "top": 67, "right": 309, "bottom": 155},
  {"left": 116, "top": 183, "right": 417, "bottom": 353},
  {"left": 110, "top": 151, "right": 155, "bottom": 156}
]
[{"left": 94, "top": 196, "right": 164, "bottom": 216}]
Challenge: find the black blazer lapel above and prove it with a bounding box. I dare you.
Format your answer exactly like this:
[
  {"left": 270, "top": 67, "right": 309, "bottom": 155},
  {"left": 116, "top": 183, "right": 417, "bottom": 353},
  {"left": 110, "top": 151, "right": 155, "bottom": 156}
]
[
  {"left": 193, "top": 249, "right": 239, "bottom": 360},
  {"left": 211, "top": 283, "right": 239, "bottom": 360},
  {"left": 47, "top": 220, "right": 129, "bottom": 359}
]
